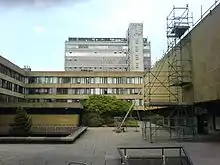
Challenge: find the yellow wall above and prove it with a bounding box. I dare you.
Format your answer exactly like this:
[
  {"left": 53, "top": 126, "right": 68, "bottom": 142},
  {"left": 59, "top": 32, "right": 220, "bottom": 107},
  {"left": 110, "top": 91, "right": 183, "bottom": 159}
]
[{"left": 0, "top": 114, "right": 79, "bottom": 126}]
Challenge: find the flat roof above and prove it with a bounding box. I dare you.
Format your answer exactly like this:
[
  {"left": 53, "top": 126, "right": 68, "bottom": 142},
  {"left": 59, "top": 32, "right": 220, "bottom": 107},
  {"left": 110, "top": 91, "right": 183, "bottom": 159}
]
[
  {"left": 68, "top": 38, "right": 127, "bottom": 42},
  {"left": 26, "top": 71, "right": 145, "bottom": 77}
]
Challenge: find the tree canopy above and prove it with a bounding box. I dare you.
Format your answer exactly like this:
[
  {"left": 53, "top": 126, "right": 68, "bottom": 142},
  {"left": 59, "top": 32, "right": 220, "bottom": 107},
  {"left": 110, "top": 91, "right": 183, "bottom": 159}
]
[{"left": 83, "top": 95, "right": 132, "bottom": 116}]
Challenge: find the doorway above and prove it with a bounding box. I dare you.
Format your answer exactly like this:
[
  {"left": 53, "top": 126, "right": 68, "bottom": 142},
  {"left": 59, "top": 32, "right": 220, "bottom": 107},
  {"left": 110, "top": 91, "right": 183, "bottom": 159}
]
[{"left": 197, "top": 114, "right": 209, "bottom": 134}]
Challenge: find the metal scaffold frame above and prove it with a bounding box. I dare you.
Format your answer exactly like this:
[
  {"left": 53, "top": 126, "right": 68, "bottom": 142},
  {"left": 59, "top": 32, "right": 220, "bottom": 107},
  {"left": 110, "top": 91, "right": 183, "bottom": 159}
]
[
  {"left": 142, "top": 4, "right": 197, "bottom": 143},
  {"left": 116, "top": 1, "right": 220, "bottom": 138}
]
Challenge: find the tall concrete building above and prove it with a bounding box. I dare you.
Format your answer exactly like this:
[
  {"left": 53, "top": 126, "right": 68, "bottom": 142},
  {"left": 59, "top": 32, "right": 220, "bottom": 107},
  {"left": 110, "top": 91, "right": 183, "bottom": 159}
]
[
  {"left": 64, "top": 23, "right": 151, "bottom": 72},
  {"left": 65, "top": 38, "right": 128, "bottom": 71},
  {"left": 127, "top": 23, "right": 144, "bottom": 71}
]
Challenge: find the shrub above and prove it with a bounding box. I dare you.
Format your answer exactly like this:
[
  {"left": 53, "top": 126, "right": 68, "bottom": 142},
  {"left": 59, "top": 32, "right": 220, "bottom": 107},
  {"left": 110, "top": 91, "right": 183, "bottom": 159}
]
[
  {"left": 81, "top": 112, "right": 103, "bottom": 127},
  {"left": 9, "top": 107, "right": 32, "bottom": 136}
]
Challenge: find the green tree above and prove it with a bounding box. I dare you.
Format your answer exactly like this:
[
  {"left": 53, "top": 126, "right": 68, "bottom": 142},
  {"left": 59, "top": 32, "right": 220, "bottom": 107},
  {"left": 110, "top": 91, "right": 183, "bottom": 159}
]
[
  {"left": 84, "top": 95, "right": 132, "bottom": 116},
  {"left": 9, "top": 107, "right": 32, "bottom": 136},
  {"left": 83, "top": 95, "right": 132, "bottom": 126}
]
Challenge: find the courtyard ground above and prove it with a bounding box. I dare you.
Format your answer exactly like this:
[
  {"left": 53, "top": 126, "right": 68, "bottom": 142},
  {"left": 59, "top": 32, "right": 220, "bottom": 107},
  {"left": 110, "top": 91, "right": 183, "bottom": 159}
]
[{"left": 0, "top": 127, "right": 220, "bottom": 165}]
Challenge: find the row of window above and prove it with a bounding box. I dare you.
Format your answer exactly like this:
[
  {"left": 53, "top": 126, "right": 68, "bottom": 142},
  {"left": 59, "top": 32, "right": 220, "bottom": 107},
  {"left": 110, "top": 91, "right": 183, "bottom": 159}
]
[
  {"left": 28, "top": 99, "right": 81, "bottom": 103},
  {"left": 0, "top": 95, "right": 144, "bottom": 106},
  {"left": 28, "top": 77, "right": 143, "bottom": 84},
  {"left": 65, "top": 67, "right": 127, "bottom": 71},
  {"left": 0, "top": 64, "right": 25, "bottom": 82},
  {"left": 0, "top": 79, "right": 24, "bottom": 94},
  {"left": 67, "top": 51, "right": 127, "bottom": 55},
  {"left": 0, "top": 94, "right": 25, "bottom": 103},
  {"left": 0, "top": 63, "right": 144, "bottom": 85},
  {"left": 28, "top": 88, "right": 142, "bottom": 95},
  {"left": 28, "top": 99, "right": 144, "bottom": 106}
]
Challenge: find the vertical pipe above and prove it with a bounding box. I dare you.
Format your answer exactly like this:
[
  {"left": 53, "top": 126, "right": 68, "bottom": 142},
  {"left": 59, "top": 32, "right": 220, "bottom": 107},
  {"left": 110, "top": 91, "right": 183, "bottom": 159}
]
[
  {"left": 191, "top": 12, "right": 194, "bottom": 26},
  {"left": 148, "top": 70, "right": 152, "bottom": 143},
  {"left": 201, "top": 5, "right": 203, "bottom": 19},
  {"left": 169, "top": 117, "right": 172, "bottom": 140},
  {"left": 162, "top": 148, "right": 165, "bottom": 165}
]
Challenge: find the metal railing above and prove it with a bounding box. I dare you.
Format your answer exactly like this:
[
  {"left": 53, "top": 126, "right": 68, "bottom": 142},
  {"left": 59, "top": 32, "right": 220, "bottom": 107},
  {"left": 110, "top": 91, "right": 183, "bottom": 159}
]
[
  {"left": 32, "top": 125, "right": 77, "bottom": 134},
  {"left": 193, "top": 0, "right": 220, "bottom": 28},
  {"left": 140, "top": 117, "right": 198, "bottom": 142},
  {"left": 117, "top": 146, "right": 194, "bottom": 165},
  {"left": 0, "top": 159, "right": 90, "bottom": 165},
  {"left": 68, "top": 161, "right": 90, "bottom": 165},
  {"left": 0, "top": 124, "right": 78, "bottom": 135}
]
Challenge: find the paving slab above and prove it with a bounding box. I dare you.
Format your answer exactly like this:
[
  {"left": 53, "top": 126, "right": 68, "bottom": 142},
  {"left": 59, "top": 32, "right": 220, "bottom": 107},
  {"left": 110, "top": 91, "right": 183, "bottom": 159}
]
[{"left": 0, "top": 127, "right": 219, "bottom": 165}]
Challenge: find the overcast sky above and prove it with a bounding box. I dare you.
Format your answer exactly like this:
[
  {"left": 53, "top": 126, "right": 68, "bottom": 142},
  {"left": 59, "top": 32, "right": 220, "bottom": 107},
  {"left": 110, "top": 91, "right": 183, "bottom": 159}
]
[{"left": 0, "top": 0, "right": 217, "bottom": 71}]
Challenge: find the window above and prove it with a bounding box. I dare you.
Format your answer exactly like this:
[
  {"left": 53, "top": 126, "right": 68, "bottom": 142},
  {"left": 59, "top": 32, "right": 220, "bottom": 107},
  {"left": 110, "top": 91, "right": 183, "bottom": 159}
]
[
  {"left": 62, "top": 77, "right": 71, "bottom": 83},
  {"left": 57, "top": 88, "right": 68, "bottom": 94},
  {"left": 37, "top": 77, "right": 45, "bottom": 83},
  {"left": 29, "top": 77, "right": 36, "bottom": 83},
  {"left": 78, "top": 44, "right": 88, "bottom": 48},
  {"left": 0, "top": 64, "right": 24, "bottom": 82},
  {"left": 45, "top": 77, "right": 53, "bottom": 83},
  {"left": 53, "top": 77, "right": 58, "bottom": 83}
]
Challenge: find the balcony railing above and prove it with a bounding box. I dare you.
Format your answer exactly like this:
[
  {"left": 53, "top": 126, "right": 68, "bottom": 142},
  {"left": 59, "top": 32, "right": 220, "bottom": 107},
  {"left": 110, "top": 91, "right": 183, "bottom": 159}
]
[{"left": 117, "top": 146, "right": 194, "bottom": 165}]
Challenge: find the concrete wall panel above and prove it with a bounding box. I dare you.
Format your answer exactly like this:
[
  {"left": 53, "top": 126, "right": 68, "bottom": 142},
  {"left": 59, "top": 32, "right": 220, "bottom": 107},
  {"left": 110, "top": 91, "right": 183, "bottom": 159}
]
[
  {"left": 191, "top": 4, "right": 220, "bottom": 103},
  {"left": 0, "top": 114, "right": 79, "bottom": 126}
]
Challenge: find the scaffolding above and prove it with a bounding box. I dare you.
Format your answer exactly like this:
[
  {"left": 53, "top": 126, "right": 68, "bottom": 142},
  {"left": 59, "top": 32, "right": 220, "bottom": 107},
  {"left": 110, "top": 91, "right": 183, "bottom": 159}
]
[
  {"left": 167, "top": 4, "right": 193, "bottom": 89},
  {"left": 143, "top": 4, "right": 196, "bottom": 143}
]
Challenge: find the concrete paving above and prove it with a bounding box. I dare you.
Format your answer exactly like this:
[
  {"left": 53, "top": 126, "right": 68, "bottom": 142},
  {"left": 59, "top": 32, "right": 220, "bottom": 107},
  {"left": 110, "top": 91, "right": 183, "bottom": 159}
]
[{"left": 0, "top": 127, "right": 220, "bottom": 165}]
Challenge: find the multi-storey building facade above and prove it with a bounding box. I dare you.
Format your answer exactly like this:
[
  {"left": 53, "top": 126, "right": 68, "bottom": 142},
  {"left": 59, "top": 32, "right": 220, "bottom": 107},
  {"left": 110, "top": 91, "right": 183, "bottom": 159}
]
[
  {"left": 64, "top": 23, "right": 151, "bottom": 72},
  {"left": 65, "top": 38, "right": 128, "bottom": 72},
  {"left": 0, "top": 55, "right": 144, "bottom": 132},
  {"left": 0, "top": 56, "right": 26, "bottom": 103},
  {"left": 26, "top": 71, "right": 144, "bottom": 107}
]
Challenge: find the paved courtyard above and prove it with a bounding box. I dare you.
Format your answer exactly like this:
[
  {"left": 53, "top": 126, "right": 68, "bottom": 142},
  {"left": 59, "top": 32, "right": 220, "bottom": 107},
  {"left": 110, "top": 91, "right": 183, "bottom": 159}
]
[{"left": 0, "top": 127, "right": 220, "bottom": 165}]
